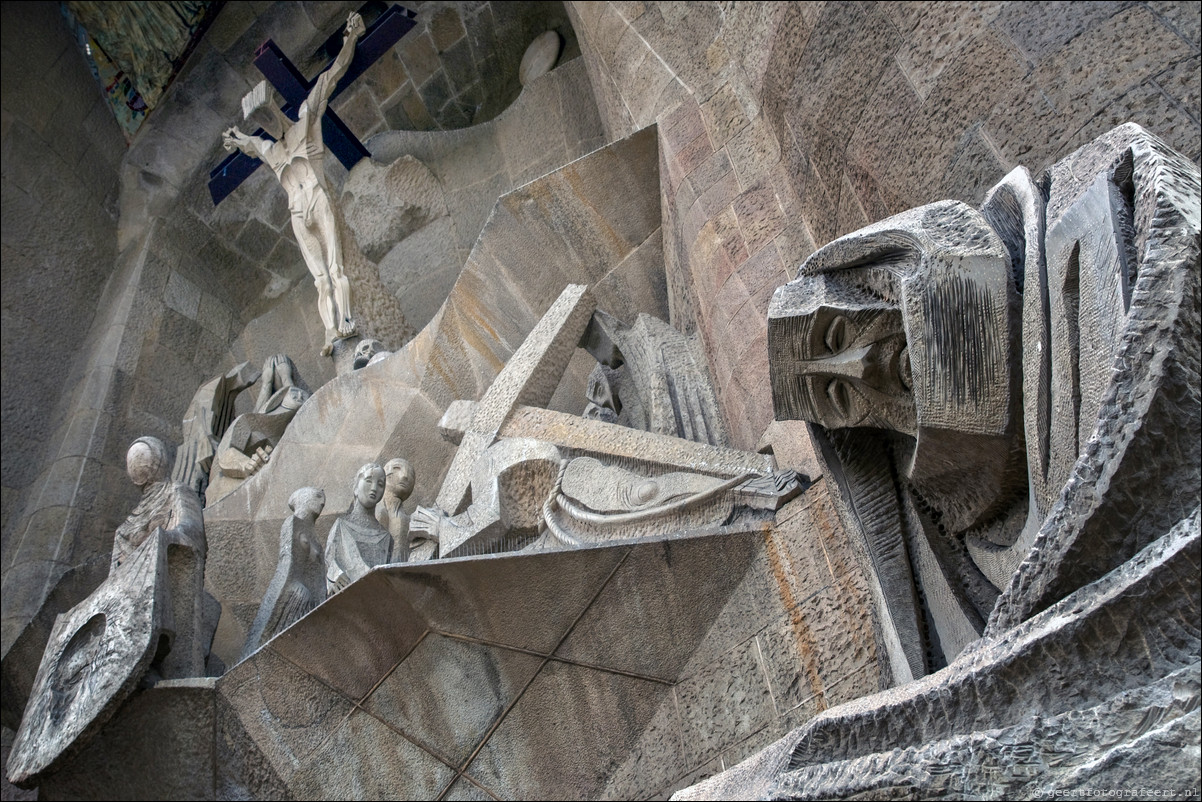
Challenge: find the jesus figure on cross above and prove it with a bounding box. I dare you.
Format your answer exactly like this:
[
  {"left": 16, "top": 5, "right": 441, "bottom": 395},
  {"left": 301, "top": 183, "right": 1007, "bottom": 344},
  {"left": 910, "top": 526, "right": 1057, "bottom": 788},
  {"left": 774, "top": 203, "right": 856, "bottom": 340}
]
[{"left": 223, "top": 12, "right": 366, "bottom": 356}]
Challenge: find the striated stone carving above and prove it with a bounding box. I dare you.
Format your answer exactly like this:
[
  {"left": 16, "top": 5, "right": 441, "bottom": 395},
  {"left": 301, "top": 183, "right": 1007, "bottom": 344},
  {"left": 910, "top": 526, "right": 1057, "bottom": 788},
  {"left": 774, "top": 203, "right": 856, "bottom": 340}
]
[
  {"left": 205, "top": 354, "right": 310, "bottom": 504},
  {"left": 221, "top": 12, "right": 366, "bottom": 355},
  {"left": 324, "top": 463, "right": 391, "bottom": 593},
  {"left": 241, "top": 488, "right": 327, "bottom": 659},
  {"left": 7, "top": 437, "right": 216, "bottom": 787},
  {"left": 767, "top": 124, "right": 1200, "bottom": 677},
  {"left": 171, "top": 361, "right": 260, "bottom": 501},
  {"left": 581, "top": 311, "right": 727, "bottom": 446},
  {"left": 679, "top": 125, "right": 1201, "bottom": 799}
]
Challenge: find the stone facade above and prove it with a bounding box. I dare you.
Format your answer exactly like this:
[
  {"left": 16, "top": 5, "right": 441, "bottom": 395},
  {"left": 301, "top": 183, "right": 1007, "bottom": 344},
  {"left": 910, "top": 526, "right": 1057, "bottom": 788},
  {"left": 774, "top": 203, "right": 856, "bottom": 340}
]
[{"left": 1, "top": 2, "right": 1199, "bottom": 800}]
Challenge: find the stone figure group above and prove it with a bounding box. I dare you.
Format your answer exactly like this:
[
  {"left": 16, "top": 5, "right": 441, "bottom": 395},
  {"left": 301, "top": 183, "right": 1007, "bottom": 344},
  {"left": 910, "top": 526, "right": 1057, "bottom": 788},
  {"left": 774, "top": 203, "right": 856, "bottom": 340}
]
[{"left": 241, "top": 457, "right": 430, "bottom": 658}]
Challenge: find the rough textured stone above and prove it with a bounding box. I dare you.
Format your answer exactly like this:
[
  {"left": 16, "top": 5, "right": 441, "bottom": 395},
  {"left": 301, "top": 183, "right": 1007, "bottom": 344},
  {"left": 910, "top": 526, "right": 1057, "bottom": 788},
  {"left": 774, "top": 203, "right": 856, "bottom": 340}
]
[{"left": 4, "top": 2, "right": 1201, "bottom": 799}]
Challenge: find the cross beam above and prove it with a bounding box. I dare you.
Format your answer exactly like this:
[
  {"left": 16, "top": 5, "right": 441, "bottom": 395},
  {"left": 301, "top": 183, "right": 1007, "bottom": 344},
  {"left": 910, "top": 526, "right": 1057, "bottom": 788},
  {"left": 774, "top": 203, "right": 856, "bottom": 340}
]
[
  {"left": 439, "top": 402, "right": 775, "bottom": 480},
  {"left": 435, "top": 285, "right": 598, "bottom": 515},
  {"left": 207, "top": 3, "right": 417, "bottom": 206}
]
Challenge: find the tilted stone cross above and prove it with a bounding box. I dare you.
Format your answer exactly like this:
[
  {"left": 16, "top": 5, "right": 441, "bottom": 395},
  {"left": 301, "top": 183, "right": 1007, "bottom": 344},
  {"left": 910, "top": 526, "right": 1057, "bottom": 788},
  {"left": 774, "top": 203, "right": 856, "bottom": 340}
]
[
  {"left": 434, "top": 284, "right": 600, "bottom": 517},
  {"left": 207, "top": 4, "right": 417, "bottom": 205},
  {"left": 430, "top": 284, "right": 782, "bottom": 556}
]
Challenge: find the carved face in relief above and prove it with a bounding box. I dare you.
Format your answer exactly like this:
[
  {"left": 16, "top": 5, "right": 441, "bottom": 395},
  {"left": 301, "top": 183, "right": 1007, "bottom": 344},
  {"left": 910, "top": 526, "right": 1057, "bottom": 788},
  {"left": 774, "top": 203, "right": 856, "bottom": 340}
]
[
  {"left": 770, "top": 201, "right": 1018, "bottom": 443},
  {"left": 769, "top": 201, "right": 1023, "bottom": 531},
  {"left": 779, "top": 305, "right": 916, "bottom": 436},
  {"left": 289, "top": 487, "right": 326, "bottom": 520},
  {"left": 384, "top": 458, "right": 415, "bottom": 501},
  {"left": 49, "top": 614, "right": 107, "bottom": 725},
  {"left": 583, "top": 364, "right": 621, "bottom": 424},
  {"left": 241, "top": 80, "right": 289, "bottom": 140},
  {"left": 353, "top": 339, "right": 385, "bottom": 369},
  {"left": 354, "top": 464, "right": 387, "bottom": 508},
  {"left": 281, "top": 386, "right": 309, "bottom": 412}
]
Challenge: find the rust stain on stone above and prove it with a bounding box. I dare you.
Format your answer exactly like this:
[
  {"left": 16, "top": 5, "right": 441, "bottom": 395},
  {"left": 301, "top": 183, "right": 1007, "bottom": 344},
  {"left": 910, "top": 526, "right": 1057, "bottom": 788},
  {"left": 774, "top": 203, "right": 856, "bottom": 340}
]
[
  {"left": 763, "top": 521, "right": 827, "bottom": 711},
  {"left": 563, "top": 164, "right": 631, "bottom": 254},
  {"left": 453, "top": 296, "right": 506, "bottom": 373}
]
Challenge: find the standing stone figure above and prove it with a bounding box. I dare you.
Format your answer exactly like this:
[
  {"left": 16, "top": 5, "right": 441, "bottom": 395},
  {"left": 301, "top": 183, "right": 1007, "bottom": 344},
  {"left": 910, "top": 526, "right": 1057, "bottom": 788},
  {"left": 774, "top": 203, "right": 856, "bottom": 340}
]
[
  {"left": 376, "top": 458, "right": 434, "bottom": 562},
  {"left": 242, "top": 487, "right": 327, "bottom": 658},
  {"left": 324, "top": 463, "right": 391, "bottom": 593},
  {"left": 112, "top": 436, "right": 214, "bottom": 680},
  {"left": 112, "top": 436, "right": 205, "bottom": 572},
  {"left": 222, "top": 12, "right": 366, "bottom": 355}
]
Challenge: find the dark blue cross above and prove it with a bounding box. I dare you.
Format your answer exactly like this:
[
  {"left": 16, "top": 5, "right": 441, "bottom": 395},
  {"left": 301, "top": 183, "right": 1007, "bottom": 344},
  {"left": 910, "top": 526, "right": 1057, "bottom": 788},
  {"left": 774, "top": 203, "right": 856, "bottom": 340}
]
[{"left": 207, "top": 4, "right": 416, "bottom": 206}]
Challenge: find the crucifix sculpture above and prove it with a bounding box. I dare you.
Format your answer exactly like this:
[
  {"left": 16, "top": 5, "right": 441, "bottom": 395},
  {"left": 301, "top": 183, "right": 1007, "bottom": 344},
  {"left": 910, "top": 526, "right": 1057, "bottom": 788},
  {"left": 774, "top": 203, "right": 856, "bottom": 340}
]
[
  {"left": 208, "top": 3, "right": 417, "bottom": 206},
  {"left": 217, "top": 6, "right": 416, "bottom": 355}
]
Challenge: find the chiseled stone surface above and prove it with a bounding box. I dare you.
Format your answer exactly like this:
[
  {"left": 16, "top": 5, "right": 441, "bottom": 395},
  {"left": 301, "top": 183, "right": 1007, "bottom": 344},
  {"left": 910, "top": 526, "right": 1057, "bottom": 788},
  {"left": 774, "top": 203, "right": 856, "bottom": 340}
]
[
  {"left": 203, "top": 127, "right": 667, "bottom": 669},
  {"left": 37, "top": 679, "right": 218, "bottom": 801},
  {"left": 3, "top": 2, "right": 1200, "bottom": 800}
]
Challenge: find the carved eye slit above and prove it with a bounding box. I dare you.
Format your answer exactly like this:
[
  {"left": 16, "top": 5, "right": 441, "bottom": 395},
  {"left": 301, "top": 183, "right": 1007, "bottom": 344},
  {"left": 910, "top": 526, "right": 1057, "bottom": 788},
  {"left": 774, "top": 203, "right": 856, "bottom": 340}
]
[
  {"left": 826, "top": 379, "right": 870, "bottom": 426},
  {"left": 826, "top": 379, "right": 852, "bottom": 420},
  {"left": 824, "top": 315, "right": 851, "bottom": 353}
]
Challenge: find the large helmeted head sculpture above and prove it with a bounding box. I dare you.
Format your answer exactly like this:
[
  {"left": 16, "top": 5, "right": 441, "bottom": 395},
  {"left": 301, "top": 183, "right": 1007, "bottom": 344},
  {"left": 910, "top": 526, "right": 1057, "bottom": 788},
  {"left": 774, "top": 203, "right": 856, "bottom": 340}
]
[{"left": 769, "top": 201, "right": 1024, "bottom": 530}]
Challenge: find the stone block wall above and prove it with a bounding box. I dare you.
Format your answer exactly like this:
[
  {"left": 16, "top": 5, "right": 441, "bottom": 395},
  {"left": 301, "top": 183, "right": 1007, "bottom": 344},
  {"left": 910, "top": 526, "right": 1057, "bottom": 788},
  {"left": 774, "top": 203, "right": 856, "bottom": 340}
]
[
  {"left": 330, "top": 0, "right": 582, "bottom": 133},
  {"left": 603, "top": 481, "right": 886, "bottom": 799},
  {"left": 0, "top": 1, "right": 125, "bottom": 593},
  {"left": 567, "top": 0, "right": 1201, "bottom": 453}
]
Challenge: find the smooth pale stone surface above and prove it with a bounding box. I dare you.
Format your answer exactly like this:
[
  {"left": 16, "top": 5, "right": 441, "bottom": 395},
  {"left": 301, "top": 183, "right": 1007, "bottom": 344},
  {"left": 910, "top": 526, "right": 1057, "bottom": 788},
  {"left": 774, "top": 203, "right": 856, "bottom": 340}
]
[{"left": 519, "top": 31, "right": 562, "bottom": 86}]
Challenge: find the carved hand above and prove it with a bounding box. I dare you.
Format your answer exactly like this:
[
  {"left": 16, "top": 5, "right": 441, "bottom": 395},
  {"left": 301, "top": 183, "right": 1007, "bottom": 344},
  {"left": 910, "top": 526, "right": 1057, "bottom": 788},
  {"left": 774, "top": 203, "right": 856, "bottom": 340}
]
[
  {"left": 222, "top": 126, "right": 245, "bottom": 152},
  {"left": 409, "top": 506, "right": 445, "bottom": 539},
  {"left": 345, "top": 12, "right": 365, "bottom": 40}
]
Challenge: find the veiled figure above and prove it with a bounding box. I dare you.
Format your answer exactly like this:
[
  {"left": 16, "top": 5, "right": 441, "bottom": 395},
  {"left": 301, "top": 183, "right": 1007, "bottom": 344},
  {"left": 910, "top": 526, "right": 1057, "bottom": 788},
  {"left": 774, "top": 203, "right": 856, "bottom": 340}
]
[
  {"left": 324, "top": 463, "right": 390, "bottom": 593},
  {"left": 112, "top": 436, "right": 205, "bottom": 572},
  {"left": 241, "top": 488, "right": 327, "bottom": 659}
]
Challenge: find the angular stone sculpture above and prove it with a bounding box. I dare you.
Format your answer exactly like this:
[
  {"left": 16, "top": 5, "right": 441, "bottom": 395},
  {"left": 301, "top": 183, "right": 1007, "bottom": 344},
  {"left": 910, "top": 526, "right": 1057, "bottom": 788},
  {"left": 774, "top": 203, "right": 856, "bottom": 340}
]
[
  {"left": 412, "top": 285, "right": 804, "bottom": 558},
  {"left": 580, "top": 311, "right": 727, "bottom": 446},
  {"left": 678, "top": 125, "right": 1201, "bottom": 800},
  {"left": 171, "top": 361, "right": 260, "bottom": 500},
  {"left": 221, "top": 12, "right": 366, "bottom": 355},
  {"left": 7, "top": 437, "right": 215, "bottom": 787},
  {"left": 412, "top": 435, "right": 801, "bottom": 558},
  {"left": 205, "top": 354, "right": 310, "bottom": 504},
  {"left": 241, "top": 488, "right": 327, "bottom": 659},
  {"left": 352, "top": 337, "right": 391, "bottom": 369},
  {"left": 324, "top": 463, "right": 391, "bottom": 593},
  {"left": 766, "top": 123, "right": 1200, "bottom": 678}
]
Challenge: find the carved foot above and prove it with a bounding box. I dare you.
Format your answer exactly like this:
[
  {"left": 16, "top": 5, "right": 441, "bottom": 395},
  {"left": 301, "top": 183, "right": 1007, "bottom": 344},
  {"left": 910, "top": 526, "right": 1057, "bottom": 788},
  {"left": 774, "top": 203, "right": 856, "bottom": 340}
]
[
  {"left": 321, "top": 342, "right": 334, "bottom": 357},
  {"left": 335, "top": 319, "right": 357, "bottom": 339}
]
